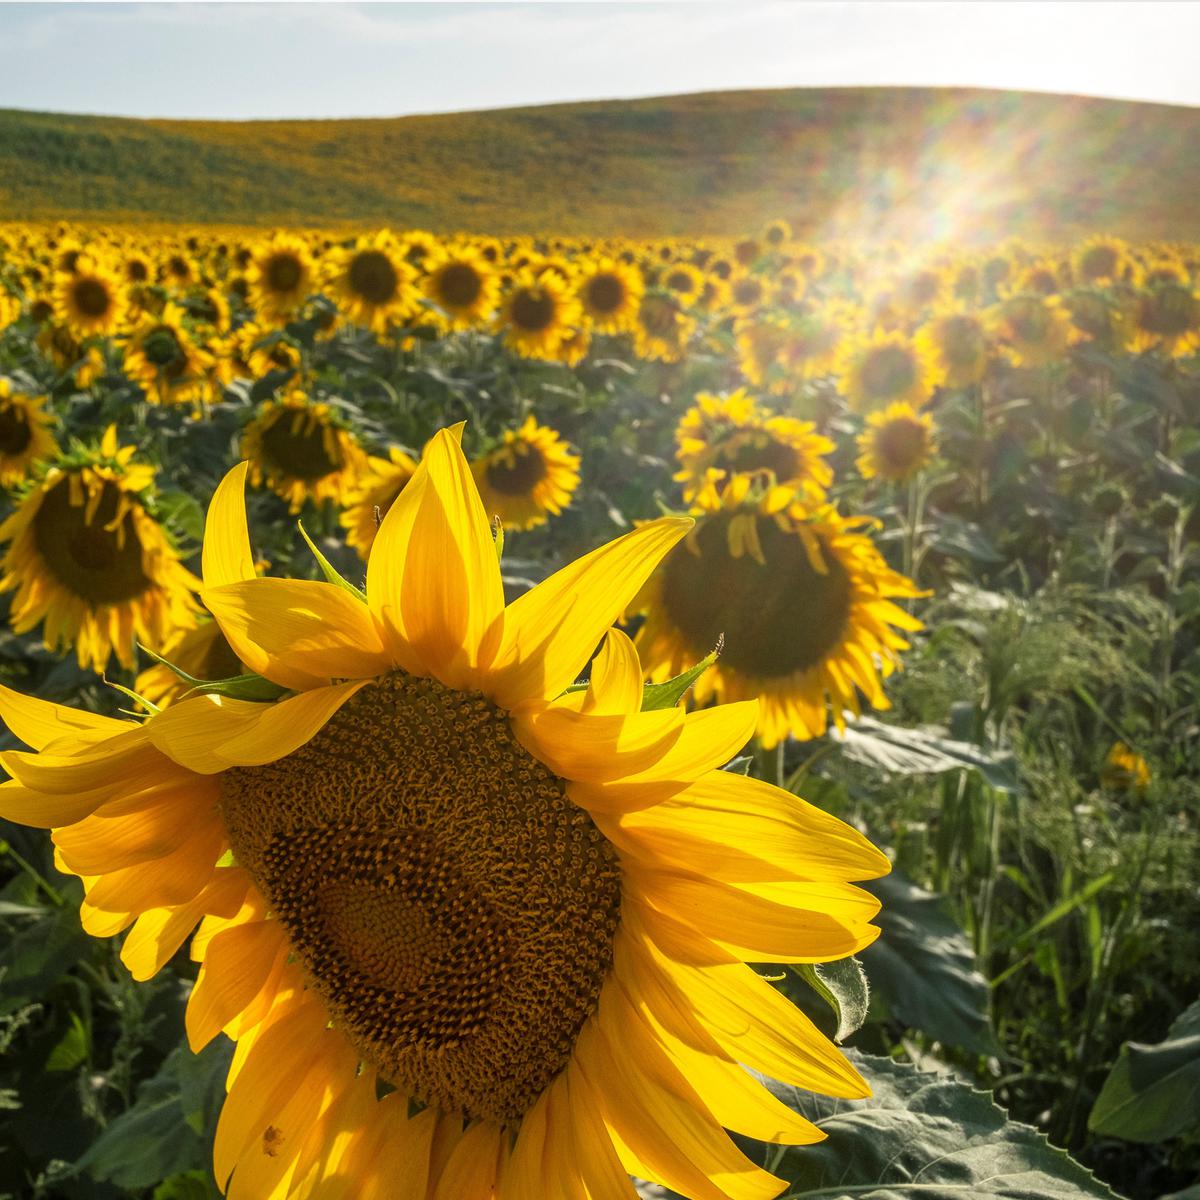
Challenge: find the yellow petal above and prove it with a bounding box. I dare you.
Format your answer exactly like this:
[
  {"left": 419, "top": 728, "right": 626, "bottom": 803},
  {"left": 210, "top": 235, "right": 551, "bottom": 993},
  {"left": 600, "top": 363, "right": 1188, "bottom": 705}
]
[
  {"left": 360, "top": 1103, "right": 437, "bottom": 1200},
  {"left": 487, "top": 517, "right": 691, "bottom": 708},
  {"left": 203, "top": 461, "right": 256, "bottom": 588},
  {"left": 0, "top": 777, "right": 123, "bottom": 828},
  {"left": 203, "top": 578, "right": 390, "bottom": 684},
  {"left": 0, "top": 682, "right": 130, "bottom": 751},
  {"left": 216, "top": 681, "right": 369, "bottom": 767},
  {"left": 501, "top": 1087, "right": 549, "bottom": 1200},
  {"left": 147, "top": 694, "right": 271, "bottom": 774},
  {"left": 563, "top": 1061, "right": 640, "bottom": 1200},
  {"left": 431, "top": 1121, "right": 503, "bottom": 1200},
  {"left": 581, "top": 628, "right": 644, "bottom": 716}
]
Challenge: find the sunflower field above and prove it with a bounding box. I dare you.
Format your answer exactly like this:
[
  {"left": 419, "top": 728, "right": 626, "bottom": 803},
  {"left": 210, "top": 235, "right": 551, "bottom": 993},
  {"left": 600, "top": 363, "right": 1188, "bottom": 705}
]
[{"left": 0, "top": 220, "right": 1197, "bottom": 1200}]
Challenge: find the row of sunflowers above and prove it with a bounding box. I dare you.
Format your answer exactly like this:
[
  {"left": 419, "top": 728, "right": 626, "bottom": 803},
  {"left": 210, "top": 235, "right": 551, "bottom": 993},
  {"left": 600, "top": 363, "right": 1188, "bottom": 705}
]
[{"left": 0, "top": 219, "right": 1197, "bottom": 1200}]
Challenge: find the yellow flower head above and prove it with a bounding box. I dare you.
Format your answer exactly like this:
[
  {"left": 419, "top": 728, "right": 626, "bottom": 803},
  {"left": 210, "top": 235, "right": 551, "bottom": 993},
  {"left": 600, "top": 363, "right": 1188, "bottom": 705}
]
[
  {"left": 835, "top": 328, "right": 938, "bottom": 413},
  {"left": 1100, "top": 741, "right": 1151, "bottom": 794},
  {"left": 0, "top": 379, "right": 60, "bottom": 487},
  {"left": 123, "top": 302, "right": 215, "bottom": 406},
  {"left": 471, "top": 416, "right": 581, "bottom": 532},
  {"left": 856, "top": 402, "right": 937, "bottom": 483},
  {"left": 989, "top": 293, "right": 1075, "bottom": 368},
  {"left": 421, "top": 243, "right": 501, "bottom": 331},
  {"left": 246, "top": 233, "right": 316, "bottom": 326},
  {"left": 576, "top": 256, "right": 644, "bottom": 333},
  {"left": 633, "top": 291, "right": 696, "bottom": 362},
  {"left": 326, "top": 232, "right": 420, "bottom": 335},
  {"left": 1128, "top": 281, "right": 1200, "bottom": 357},
  {"left": 0, "top": 426, "right": 200, "bottom": 671},
  {"left": 496, "top": 268, "right": 583, "bottom": 361},
  {"left": 54, "top": 254, "right": 128, "bottom": 339},
  {"left": 0, "top": 430, "right": 888, "bottom": 1199},
  {"left": 1072, "top": 235, "right": 1133, "bottom": 287},
  {"left": 914, "top": 307, "right": 989, "bottom": 389}
]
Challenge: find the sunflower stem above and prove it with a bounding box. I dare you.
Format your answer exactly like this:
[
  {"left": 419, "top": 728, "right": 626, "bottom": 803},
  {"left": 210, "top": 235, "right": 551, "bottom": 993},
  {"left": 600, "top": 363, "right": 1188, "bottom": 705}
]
[{"left": 753, "top": 738, "right": 784, "bottom": 788}]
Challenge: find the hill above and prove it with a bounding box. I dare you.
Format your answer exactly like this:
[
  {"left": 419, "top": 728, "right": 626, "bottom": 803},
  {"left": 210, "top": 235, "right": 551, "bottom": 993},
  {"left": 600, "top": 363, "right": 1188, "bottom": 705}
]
[{"left": 1, "top": 87, "right": 1197, "bottom": 241}]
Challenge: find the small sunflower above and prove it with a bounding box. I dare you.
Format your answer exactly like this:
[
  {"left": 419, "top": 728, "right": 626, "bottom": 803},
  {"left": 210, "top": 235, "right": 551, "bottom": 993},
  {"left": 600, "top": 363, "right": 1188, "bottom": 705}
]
[
  {"left": 340, "top": 446, "right": 420, "bottom": 560},
  {"left": 660, "top": 261, "right": 706, "bottom": 304},
  {"left": 637, "top": 493, "right": 925, "bottom": 746},
  {"left": 496, "top": 269, "right": 583, "bottom": 361},
  {"left": 633, "top": 292, "right": 696, "bottom": 362},
  {"left": 1072, "top": 236, "right": 1132, "bottom": 286},
  {"left": 234, "top": 322, "right": 302, "bottom": 381},
  {"left": 53, "top": 256, "right": 128, "bottom": 339},
  {"left": 674, "top": 389, "right": 834, "bottom": 507},
  {"left": 834, "top": 329, "right": 938, "bottom": 413},
  {"left": 1100, "top": 741, "right": 1151, "bottom": 794},
  {"left": 914, "top": 308, "right": 989, "bottom": 388},
  {"left": 0, "top": 379, "right": 59, "bottom": 487},
  {"left": 241, "top": 391, "right": 368, "bottom": 513},
  {"left": 421, "top": 245, "right": 500, "bottom": 331},
  {"left": 0, "top": 426, "right": 200, "bottom": 672},
  {"left": 1128, "top": 282, "right": 1200, "bottom": 357},
  {"left": 326, "top": 233, "right": 420, "bottom": 335},
  {"left": 576, "top": 256, "right": 643, "bottom": 333},
  {"left": 856, "top": 403, "right": 937, "bottom": 483},
  {"left": 1063, "top": 287, "right": 1132, "bottom": 353},
  {"left": 471, "top": 416, "right": 581, "bottom": 531},
  {"left": 763, "top": 218, "right": 793, "bottom": 248},
  {"left": 123, "top": 303, "right": 214, "bottom": 405},
  {"left": 0, "top": 431, "right": 887, "bottom": 1200},
  {"left": 246, "top": 234, "right": 316, "bottom": 326},
  {"left": 989, "top": 293, "right": 1075, "bottom": 368},
  {"left": 0, "top": 290, "right": 20, "bottom": 331}
]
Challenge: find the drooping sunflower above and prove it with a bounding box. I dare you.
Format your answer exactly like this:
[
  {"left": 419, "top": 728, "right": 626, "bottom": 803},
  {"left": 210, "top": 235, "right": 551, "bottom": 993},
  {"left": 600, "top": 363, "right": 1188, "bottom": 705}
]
[
  {"left": 834, "top": 329, "right": 938, "bottom": 413},
  {"left": 240, "top": 391, "right": 369, "bottom": 514},
  {"left": 913, "top": 308, "right": 989, "bottom": 388},
  {"left": 856, "top": 403, "right": 937, "bottom": 483},
  {"left": 53, "top": 255, "right": 128, "bottom": 339},
  {"left": 0, "top": 379, "right": 59, "bottom": 487},
  {"left": 989, "top": 293, "right": 1075, "bottom": 368},
  {"left": 0, "top": 426, "right": 200, "bottom": 672},
  {"left": 0, "top": 431, "right": 888, "bottom": 1199},
  {"left": 576, "top": 256, "right": 644, "bottom": 333},
  {"left": 421, "top": 244, "right": 500, "bottom": 331},
  {"left": 471, "top": 416, "right": 581, "bottom": 532},
  {"left": 637, "top": 492, "right": 925, "bottom": 746},
  {"left": 496, "top": 269, "right": 583, "bottom": 361},
  {"left": 246, "top": 234, "right": 316, "bottom": 326},
  {"left": 123, "top": 303, "right": 214, "bottom": 405},
  {"left": 340, "top": 446, "right": 420, "bottom": 560},
  {"left": 674, "top": 389, "right": 834, "bottom": 507},
  {"left": 326, "top": 233, "right": 420, "bottom": 335}
]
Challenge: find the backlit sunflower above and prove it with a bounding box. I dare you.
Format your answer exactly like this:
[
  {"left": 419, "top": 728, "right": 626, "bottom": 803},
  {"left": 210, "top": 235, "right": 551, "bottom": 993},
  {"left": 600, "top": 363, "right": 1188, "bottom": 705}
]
[
  {"left": 637, "top": 492, "right": 925, "bottom": 746},
  {"left": 123, "top": 303, "right": 214, "bottom": 405},
  {"left": 834, "top": 329, "right": 938, "bottom": 413},
  {"left": 496, "top": 269, "right": 582, "bottom": 361},
  {"left": 246, "top": 234, "right": 316, "bottom": 326},
  {"left": 856, "top": 403, "right": 937, "bottom": 483},
  {"left": 0, "top": 426, "right": 200, "bottom": 672},
  {"left": 674, "top": 389, "right": 833, "bottom": 507},
  {"left": 326, "top": 233, "right": 420, "bottom": 335},
  {"left": 0, "top": 379, "right": 59, "bottom": 487},
  {"left": 1127, "top": 282, "right": 1200, "bottom": 357},
  {"left": 137, "top": 618, "right": 246, "bottom": 709},
  {"left": 421, "top": 245, "right": 500, "bottom": 331},
  {"left": 471, "top": 416, "right": 581, "bottom": 531},
  {"left": 241, "top": 392, "right": 368, "bottom": 514},
  {"left": 340, "top": 446, "right": 420, "bottom": 560},
  {"left": 54, "top": 256, "right": 128, "bottom": 339},
  {"left": 914, "top": 308, "right": 989, "bottom": 388},
  {"left": 576, "top": 256, "right": 644, "bottom": 333},
  {"left": 989, "top": 293, "right": 1075, "bottom": 368},
  {"left": 1072, "top": 235, "right": 1132, "bottom": 286},
  {"left": 0, "top": 431, "right": 887, "bottom": 1200},
  {"left": 633, "top": 292, "right": 696, "bottom": 362}
]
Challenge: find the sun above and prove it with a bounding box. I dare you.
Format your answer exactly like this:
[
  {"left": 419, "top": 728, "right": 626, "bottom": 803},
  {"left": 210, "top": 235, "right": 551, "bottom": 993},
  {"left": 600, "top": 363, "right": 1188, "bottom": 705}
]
[{"left": 0, "top": 429, "right": 888, "bottom": 1200}]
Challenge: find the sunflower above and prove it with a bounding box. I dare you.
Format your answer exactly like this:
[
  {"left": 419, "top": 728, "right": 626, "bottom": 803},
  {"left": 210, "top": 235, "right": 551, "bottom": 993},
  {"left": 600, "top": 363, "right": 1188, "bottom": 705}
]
[
  {"left": 0, "top": 431, "right": 887, "bottom": 1200},
  {"left": 637, "top": 493, "right": 925, "bottom": 746},
  {"left": 675, "top": 389, "right": 833, "bottom": 507},
  {"left": 53, "top": 255, "right": 128, "bottom": 338},
  {"left": 137, "top": 618, "right": 246, "bottom": 709},
  {"left": 834, "top": 329, "right": 938, "bottom": 413},
  {"left": 0, "top": 426, "right": 200, "bottom": 672},
  {"left": 340, "top": 446, "right": 420, "bottom": 560},
  {"left": 326, "top": 233, "right": 420, "bottom": 335},
  {"left": 496, "top": 269, "right": 582, "bottom": 361},
  {"left": 122, "top": 250, "right": 154, "bottom": 288},
  {"left": 989, "top": 293, "right": 1075, "bottom": 368},
  {"left": 123, "top": 303, "right": 214, "bottom": 405},
  {"left": 246, "top": 234, "right": 316, "bottom": 326},
  {"left": 661, "top": 261, "right": 706, "bottom": 304},
  {"left": 421, "top": 245, "right": 500, "bottom": 331},
  {"left": 1127, "top": 282, "right": 1200, "bottom": 357},
  {"left": 0, "top": 289, "right": 20, "bottom": 332},
  {"left": 576, "top": 257, "right": 643, "bottom": 333},
  {"left": 633, "top": 292, "right": 696, "bottom": 362},
  {"left": 762, "top": 218, "right": 792, "bottom": 248},
  {"left": 234, "top": 322, "right": 302, "bottom": 380},
  {"left": 0, "top": 379, "right": 59, "bottom": 487},
  {"left": 1062, "top": 288, "right": 1132, "bottom": 353},
  {"left": 1072, "top": 236, "right": 1132, "bottom": 286},
  {"left": 1100, "top": 741, "right": 1151, "bottom": 794},
  {"left": 241, "top": 392, "right": 368, "bottom": 514},
  {"left": 913, "top": 308, "right": 989, "bottom": 388},
  {"left": 471, "top": 417, "right": 581, "bottom": 531},
  {"left": 856, "top": 403, "right": 937, "bottom": 483}
]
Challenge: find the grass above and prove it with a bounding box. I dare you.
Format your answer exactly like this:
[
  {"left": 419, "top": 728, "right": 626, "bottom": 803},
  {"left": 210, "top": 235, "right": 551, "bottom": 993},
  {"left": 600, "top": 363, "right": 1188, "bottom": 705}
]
[{"left": 1, "top": 86, "right": 1199, "bottom": 239}]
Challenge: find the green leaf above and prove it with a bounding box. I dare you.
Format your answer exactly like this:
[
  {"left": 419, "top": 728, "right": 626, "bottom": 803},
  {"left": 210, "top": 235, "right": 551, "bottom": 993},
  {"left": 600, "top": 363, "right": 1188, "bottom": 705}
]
[
  {"left": 792, "top": 958, "right": 870, "bottom": 1043},
  {"left": 153, "top": 1172, "right": 220, "bottom": 1200},
  {"left": 298, "top": 520, "right": 367, "bottom": 601},
  {"left": 640, "top": 641, "right": 721, "bottom": 711},
  {"left": 139, "top": 643, "right": 286, "bottom": 702},
  {"left": 764, "top": 1051, "right": 1117, "bottom": 1198},
  {"left": 1088, "top": 998, "right": 1200, "bottom": 1143},
  {"left": 860, "top": 873, "right": 998, "bottom": 1055},
  {"left": 833, "top": 716, "right": 1019, "bottom": 793},
  {"left": 997, "top": 873, "right": 1116, "bottom": 953},
  {"left": 156, "top": 490, "right": 206, "bottom": 543},
  {"left": 45, "top": 1011, "right": 88, "bottom": 1072}
]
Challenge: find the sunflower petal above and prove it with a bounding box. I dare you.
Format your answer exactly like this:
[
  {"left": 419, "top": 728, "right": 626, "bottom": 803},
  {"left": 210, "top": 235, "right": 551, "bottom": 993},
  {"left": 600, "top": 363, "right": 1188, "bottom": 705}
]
[
  {"left": 0, "top": 682, "right": 130, "bottom": 751},
  {"left": 203, "top": 461, "right": 256, "bottom": 588},
  {"left": 216, "top": 681, "right": 369, "bottom": 767}
]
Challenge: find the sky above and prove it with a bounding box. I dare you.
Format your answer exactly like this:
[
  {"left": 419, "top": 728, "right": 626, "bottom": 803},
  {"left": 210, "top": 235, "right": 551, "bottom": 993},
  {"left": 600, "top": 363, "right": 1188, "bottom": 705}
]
[{"left": 0, "top": 1, "right": 1197, "bottom": 122}]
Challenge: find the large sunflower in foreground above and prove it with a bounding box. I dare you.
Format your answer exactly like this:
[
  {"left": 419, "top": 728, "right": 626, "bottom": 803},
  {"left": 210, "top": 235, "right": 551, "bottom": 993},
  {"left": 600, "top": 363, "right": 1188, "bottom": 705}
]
[
  {"left": 0, "top": 430, "right": 888, "bottom": 1200},
  {"left": 240, "top": 392, "right": 368, "bottom": 513},
  {"left": 471, "top": 416, "right": 581, "bottom": 531},
  {"left": 0, "top": 427, "right": 200, "bottom": 671},
  {"left": 0, "top": 378, "right": 59, "bottom": 487},
  {"left": 637, "top": 491, "right": 925, "bottom": 746}
]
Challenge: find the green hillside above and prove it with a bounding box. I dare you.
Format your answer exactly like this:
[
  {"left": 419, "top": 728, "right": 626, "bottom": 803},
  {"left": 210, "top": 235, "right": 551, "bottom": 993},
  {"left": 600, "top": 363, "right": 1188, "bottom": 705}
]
[{"left": 1, "top": 87, "right": 1197, "bottom": 240}]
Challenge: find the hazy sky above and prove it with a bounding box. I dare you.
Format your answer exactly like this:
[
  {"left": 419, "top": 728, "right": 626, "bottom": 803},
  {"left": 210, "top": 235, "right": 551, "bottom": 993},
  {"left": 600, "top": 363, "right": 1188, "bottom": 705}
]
[{"left": 1, "top": 1, "right": 1197, "bottom": 121}]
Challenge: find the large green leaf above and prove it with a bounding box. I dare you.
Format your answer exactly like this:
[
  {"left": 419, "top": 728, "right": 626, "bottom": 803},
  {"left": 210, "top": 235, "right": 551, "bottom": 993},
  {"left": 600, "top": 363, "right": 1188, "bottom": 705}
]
[
  {"left": 832, "top": 716, "right": 1019, "bottom": 793},
  {"left": 861, "top": 872, "right": 998, "bottom": 1055},
  {"left": 1088, "top": 998, "right": 1200, "bottom": 1143},
  {"left": 638, "top": 1053, "right": 1116, "bottom": 1198}
]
